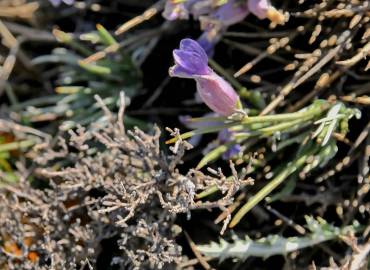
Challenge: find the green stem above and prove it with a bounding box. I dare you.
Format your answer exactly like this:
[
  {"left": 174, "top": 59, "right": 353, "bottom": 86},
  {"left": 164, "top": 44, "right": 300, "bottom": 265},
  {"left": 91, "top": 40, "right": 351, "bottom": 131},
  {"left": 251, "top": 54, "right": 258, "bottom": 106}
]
[
  {"left": 259, "top": 118, "right": 310, "bottom": 135},
  {"left": 96, "top": 24, "right": 118, "bottom": 46},
  {"left": 241, "top": 103, "right": 328, "bottom": 125},
  {"left": 233, "top": 117, "right": 311, "bottom": 140},
  {"left": 229, "top": 144, "right": 319, "bottom": 228}
]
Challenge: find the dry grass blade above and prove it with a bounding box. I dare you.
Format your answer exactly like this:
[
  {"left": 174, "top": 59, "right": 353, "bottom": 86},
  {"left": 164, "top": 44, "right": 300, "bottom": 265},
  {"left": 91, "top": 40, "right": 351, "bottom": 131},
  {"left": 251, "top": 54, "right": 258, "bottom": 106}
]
[
  {"left": 348, "top": 240, "right": 370, "bottom": 270},
  {"left": 0, "top": 20, "right": 18, "bottom": 98},
  {"left": 115, "top": 0, "right": 164, "bottom": 35},
  {"left": 260, "top": 44, "right": 342, "bottom": 116},
  {"left": 336, "top": 41, "right": 370, "bottom": 67},
  {"left": 340, "top": 95, "right": 370, "bottom": 105}
]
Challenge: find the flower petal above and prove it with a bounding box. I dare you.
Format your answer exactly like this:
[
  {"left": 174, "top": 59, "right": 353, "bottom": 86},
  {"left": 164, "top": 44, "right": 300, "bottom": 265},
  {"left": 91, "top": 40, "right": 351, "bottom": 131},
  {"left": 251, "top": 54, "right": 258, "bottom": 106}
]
[
  {"left": 173, "top": 47, "right": 209, "bottom": 76},
  {"left": 222, "top": 144, "right": 241, "bottom": 160},
  {"left": 180, "top": 38, "right": 208, "bottom": 64},
  {"left": 196, "top": 72, "right": 239, "bottom": 116},
  {"left": 169, "top": 64, "right": 195, "bottom": 78}
]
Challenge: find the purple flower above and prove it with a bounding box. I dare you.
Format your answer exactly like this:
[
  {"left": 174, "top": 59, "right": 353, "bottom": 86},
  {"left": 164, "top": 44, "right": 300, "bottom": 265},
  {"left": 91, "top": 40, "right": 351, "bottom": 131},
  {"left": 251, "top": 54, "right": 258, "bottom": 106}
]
[
  {"left": 217, "top": 129, "right": 241, "bottom": 160},
  {"left": 217, "top": 128, "right": 233, "bottom": 143},
  {"left": 222, "top": 144, "right": 241, "bottom": 160},
  {"left": 217, "top": 128, "right": 241, "bottom": 160},
  {"left": 170, "top": 39, "right": 239, "bottom": 116},
  {"left": 49, "top": 0, "right": 74, "bottom": 6},
  {"left": 171, "top": 38, "right": 210, "bottom": 77}
]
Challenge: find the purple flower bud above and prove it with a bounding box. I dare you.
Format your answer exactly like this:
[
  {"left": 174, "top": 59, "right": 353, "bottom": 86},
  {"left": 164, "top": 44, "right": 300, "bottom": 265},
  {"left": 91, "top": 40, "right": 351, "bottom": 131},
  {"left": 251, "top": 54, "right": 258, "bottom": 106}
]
[
  {"left": 217, "top": 129, "right": 241, "bottom": 160},
  {"left": 247, "top": 0, "right": 271, "bottom": 19},
  {"left": 222, "top": 144, "right": 241, "bottom": 160},
  {"left": 49, "top": 0, "right": 74, "bottom": 7},
  {"left": 169, "top": 39, "right": 239, "bottom": 116},
  {"left": 170, "top": 38, "right": 211, "bottom": 78},
  {"left": 162, "top": 1, "right": 190, "bottom": 21}
]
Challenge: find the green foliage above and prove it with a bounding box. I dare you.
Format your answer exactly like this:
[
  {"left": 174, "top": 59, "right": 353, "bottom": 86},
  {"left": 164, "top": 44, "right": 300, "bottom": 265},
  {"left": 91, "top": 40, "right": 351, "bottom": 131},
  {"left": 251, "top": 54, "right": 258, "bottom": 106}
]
[
  {"left": 183, "top": 101, "right": 360, "bottom": 227},
  {"left": 13, "top": 25, "right": 143, "bottom": 130},
  {"left": 197, "top": 216, "right": 358, "bottom": 260}
]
